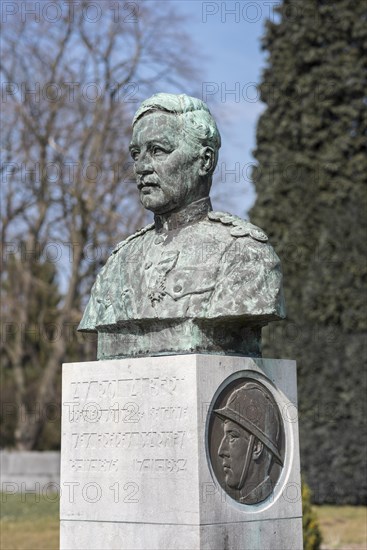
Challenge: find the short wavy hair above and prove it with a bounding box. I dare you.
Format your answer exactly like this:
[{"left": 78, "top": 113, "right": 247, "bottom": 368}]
[{"left": 132, "top": 93, "right": 221, "bottom": 175}]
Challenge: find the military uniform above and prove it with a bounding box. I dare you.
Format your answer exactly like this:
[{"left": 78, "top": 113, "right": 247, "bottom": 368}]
[{"left": 79, "top": 198, "right": 285, "bottom": 358}]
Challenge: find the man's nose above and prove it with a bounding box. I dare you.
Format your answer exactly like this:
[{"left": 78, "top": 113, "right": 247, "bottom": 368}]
[
  {"left": 135, "top": 151, "right": 153, "bottom": 175},
  {"left": 218, "top": 435, "right": 229, "bottom": 458}
]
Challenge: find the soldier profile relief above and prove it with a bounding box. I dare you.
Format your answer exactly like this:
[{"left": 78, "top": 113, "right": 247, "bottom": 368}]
[
  {"left": 208, "top": 378, "right": 284, "bottom": 505},
  {"left": 78, "top": 93, "right": 285, "bottom": 359}
]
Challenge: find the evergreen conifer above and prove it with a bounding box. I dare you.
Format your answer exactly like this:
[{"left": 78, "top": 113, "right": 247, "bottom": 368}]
[{"left": 250, "top": 0, "right": 367, "bottom": 503}]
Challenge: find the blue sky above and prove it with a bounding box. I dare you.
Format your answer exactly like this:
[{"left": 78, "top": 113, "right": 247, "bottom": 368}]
[{"left": 171, "top": 1, "right": 275, "bottom": 217}]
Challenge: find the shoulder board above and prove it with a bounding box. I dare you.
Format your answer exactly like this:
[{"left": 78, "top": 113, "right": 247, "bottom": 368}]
[
  {"left": 207, "top": 211, "right": 268, "bottom": 242},
  {"left": 112, "top": 223, "right": 155, "bottom": 254}
]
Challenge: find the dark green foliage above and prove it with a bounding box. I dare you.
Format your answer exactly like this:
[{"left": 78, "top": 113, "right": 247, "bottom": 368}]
[
  {"left": 302, "top": 481, "right": 322, "bottom": 550},
  {"left": 250, "top": 0, "right": 367, "bottom": 503},
  {"left": 1, "top": 254, "right": 95, "bottom": 449},
  {"left": 1, "top": 256, "right": 62, "bottom": 449}
]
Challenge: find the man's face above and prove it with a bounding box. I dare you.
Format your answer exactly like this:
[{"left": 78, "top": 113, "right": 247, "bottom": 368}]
[
  {"left": 218, "top": 420, "right": 252, "bottom": 489},
  {"left": 129, "top": 112, "right": 203, "bottom": 214}
]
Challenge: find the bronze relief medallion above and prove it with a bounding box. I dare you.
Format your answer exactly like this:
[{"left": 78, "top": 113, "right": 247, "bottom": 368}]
[{"left": 207, "top": 376, "right": 285, "bottom": 505}]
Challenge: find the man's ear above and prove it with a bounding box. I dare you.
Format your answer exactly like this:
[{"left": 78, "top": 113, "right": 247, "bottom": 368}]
[
  {"left": 198, "top": 147, "right": 215, "bottom": 176},
  {"left": 252, "top": 440, "right": 264, "bottom": 460}
]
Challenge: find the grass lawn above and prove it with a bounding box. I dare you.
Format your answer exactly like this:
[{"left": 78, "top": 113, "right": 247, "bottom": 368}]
[
  {"left": 0, "top": 493, "right": 366, "bottom": 550},
  {"left": 315, "top": 505, "right": 367, "bottom": 550},
  {"left": 0, "top": 492, "right": 59, "bottom": 550}
]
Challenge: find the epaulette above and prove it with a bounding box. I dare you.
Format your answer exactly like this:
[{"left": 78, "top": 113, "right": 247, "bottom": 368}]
[
  {"left": 208, "top": 211, "right": 268, "bottom": 242},
  {"left": 112, "top": 223, "right": 155, "bottom": 254}
]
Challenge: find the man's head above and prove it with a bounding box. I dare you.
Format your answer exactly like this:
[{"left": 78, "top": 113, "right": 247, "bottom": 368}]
[
  {"left": 215, "top": 382, "right": 283, "bottom": 491},
  {"left": 218, "top": 419, "right": 257, "bottom": 489},
  {"left": 130, "top": 93, "right": 221, "bottom": 215}
]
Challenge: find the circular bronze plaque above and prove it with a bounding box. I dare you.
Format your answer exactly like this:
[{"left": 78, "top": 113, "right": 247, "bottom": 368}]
[{"left": 207, "top": 376, "right": 285, "bottom": 505}]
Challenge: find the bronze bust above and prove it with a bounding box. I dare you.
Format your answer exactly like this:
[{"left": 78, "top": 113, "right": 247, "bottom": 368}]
[{"left": 78, "top": 93, "right": 285, "bottom": 358}]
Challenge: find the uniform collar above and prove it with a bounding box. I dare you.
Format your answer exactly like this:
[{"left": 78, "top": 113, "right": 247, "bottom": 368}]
[{"left": 154, "top": 197, "right": 212, "bottom": 231}]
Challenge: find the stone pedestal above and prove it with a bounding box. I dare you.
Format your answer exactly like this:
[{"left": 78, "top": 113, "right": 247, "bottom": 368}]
[{"left": 60, "top": 355, "right": 302, "bottom": 550}]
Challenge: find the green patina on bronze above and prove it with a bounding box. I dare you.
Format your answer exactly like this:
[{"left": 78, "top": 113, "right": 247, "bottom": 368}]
[{"left": 78, "top": 93, "right": 285, "bottom": 359}]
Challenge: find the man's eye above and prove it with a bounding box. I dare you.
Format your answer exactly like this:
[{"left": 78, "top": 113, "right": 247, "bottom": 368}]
[
  {"left": 152, "top": 146, "right": 167, "bottom": 156},
  {"left": 131, "top": 150, "right": 139, "bottom": 161}
]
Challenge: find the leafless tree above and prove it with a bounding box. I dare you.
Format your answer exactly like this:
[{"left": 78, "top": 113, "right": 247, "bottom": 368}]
[{"left": 0, "top": 0, "right": 199, "bottom": 449}]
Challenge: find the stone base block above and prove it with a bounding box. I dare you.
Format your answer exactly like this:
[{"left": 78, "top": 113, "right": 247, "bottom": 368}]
[
  {"left": 60, "top": 517, "right": 303, "bottom": 550},
  {"left": 60, "top": 355, "right": 302, "bottom": 550}
]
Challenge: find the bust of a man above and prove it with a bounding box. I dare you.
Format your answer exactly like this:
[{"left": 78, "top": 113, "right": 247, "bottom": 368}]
[{"left": 78, "top": 93, "right": 285, "bottom": 359}]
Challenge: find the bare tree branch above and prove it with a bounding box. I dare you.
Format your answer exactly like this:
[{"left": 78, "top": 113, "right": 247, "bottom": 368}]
[{"left": 1, "top": 0, "right": 200, "bottom": 449}]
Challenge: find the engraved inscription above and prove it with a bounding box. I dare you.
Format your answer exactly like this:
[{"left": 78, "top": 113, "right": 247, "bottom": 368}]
[
  {"left": 71, "top": 430, "right": 186, "bottom": 449},
  {"left": 148, "top": 406, "right": 188, "bottom": 420},
  {"left": 133, "top": 458, "right": 187, "bottom": 473},
  {"left": 69, "top": 376, "right": 186, "bottom": 401},
  {"left": 69, "top": 458, "right": 119, "bottom": 473},
  {"left": 64, "top": 402, "right": 144, "bottom": 423},
  {"left": 63, "top": 368, "right": 192, "bottom": 510}
]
